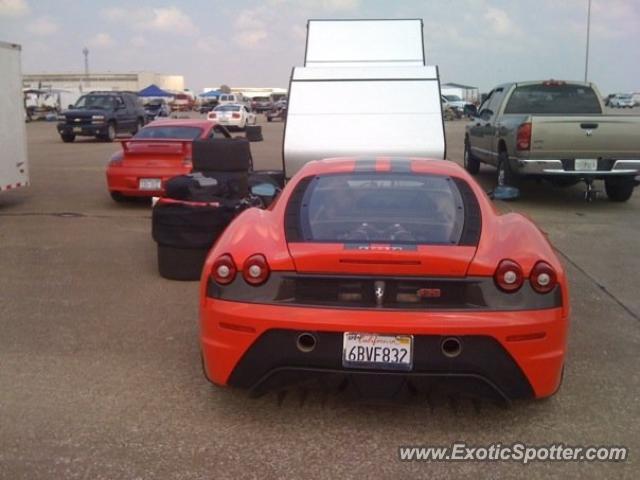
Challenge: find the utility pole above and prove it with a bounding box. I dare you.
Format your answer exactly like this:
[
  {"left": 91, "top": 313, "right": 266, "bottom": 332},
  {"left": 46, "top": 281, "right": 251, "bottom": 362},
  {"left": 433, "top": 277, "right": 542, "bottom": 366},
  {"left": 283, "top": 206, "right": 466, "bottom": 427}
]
[
  {"left": 83, "top": 47, "right": 90, "bottom": 87},
  {"left": 584, "top": 0, "right": 591, "bottom": 82}
]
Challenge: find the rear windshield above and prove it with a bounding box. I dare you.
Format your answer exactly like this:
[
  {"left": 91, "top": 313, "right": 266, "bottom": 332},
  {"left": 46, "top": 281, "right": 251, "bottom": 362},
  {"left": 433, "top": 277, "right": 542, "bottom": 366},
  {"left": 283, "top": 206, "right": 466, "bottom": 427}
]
[
  {"left": 299, "top": 173, "right": 465, "bottom": 245},
  {"left": 504, "top": 84, "right": 602, "bottom": 114},
  {"left": 214, "top": 105, "right": 241, "bottom": 112},
  {"left": 134, "top": 126, "right": 202, "bottom": 139}
]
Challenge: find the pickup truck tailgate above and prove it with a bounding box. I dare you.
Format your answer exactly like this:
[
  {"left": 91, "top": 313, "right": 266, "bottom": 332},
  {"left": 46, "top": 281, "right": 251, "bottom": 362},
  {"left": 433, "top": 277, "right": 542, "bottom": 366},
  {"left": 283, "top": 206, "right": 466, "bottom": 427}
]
[{"left": 530, "top": 116, "right": 640, "bottom": 159}]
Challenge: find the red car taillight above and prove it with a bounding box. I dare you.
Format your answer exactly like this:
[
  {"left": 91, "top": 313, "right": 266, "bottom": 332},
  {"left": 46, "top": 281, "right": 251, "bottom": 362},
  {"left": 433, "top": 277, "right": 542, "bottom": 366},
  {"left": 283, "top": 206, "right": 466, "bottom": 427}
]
[
  {"left": 212, "top": 254, "right": 236, "bottom": 285},
  {"left": 209, "top": 113, "right": 217, "bottom": 119},
  {"left": 516, "top": 122, "right": 532, "bottom": 151},
  {"left": 243, "top": 254, "right": 270, "bottom": 285},
  {"left": 530, "top": 261, "right": 557, "bottom": 294},
  {"left": 494, "top": 259, "right": 524, "bottom": 292}
]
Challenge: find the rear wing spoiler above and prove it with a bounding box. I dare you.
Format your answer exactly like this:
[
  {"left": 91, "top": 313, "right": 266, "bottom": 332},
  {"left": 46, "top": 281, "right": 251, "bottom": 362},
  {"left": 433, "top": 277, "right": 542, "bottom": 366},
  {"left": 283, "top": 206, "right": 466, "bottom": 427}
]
[{"left": 120, "top": 139, "right": 192, "bottom": 155}]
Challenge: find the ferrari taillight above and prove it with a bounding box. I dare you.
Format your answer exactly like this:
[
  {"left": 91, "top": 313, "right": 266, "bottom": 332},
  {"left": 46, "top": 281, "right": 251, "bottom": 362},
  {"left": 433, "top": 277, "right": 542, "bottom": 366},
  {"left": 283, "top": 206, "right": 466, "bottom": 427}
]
[
  {"left": 530, "top": 261, "right": 557, "bottom": 294},
  {"left": 212, "top": 254, "right": 236, "bottom": 285},
  {"left": 243, "top": 254, "right": 270, "bottom": 285},
  {"left": 494, "top": 259, "right": 523, "bottom": 292}
]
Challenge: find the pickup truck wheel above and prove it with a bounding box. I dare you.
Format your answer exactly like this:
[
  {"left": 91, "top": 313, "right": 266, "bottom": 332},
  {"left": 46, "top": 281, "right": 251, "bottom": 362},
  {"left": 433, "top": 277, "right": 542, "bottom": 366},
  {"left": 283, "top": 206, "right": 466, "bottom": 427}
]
[
  {"left": 60, "top": 133, "right": 75, "bottom": 143},
  {"left": 604, "top": 177, "right": 635, "bottom": 202},
  {"left": 104, "top": 122, "right": 116, "bottom": 142},
  {"left": 497, "top": 152, "right": 518, "bottom": 187},
  {"left": 463, "top": 140, "right": 480, "bottom": 175}
]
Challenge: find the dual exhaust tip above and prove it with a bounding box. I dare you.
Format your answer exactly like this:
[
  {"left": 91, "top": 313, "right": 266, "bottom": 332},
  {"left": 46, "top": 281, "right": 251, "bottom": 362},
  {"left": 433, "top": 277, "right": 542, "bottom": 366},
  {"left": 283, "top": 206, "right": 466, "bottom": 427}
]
[{"left": 295, "top": 333, "right": 463, "bottom": 359}]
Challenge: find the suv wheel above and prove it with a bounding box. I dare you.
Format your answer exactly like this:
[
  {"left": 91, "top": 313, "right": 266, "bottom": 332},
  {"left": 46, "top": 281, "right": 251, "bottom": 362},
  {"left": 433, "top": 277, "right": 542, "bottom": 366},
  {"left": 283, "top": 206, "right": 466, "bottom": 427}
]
[
  {"left": 463, "top": 139, "right": 480, "bottom": 175},
  {"left": 61, "top": 133, "right": 75, "bottom": 143},
  {"left": 104, "top": 122, "right": 116, "bottom": 142},
  {"left": 131, "top": 118, "right": 143, "bottom": 135},
  {"left": 604, "top": 176, "right": 635, "bottom": 202}
]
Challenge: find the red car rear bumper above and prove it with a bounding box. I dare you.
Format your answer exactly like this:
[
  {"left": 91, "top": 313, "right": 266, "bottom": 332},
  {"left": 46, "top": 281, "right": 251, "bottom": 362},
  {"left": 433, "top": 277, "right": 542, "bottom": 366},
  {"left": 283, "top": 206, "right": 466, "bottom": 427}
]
[
  {"left": 200, "top": 298, "right": 568, "bottom": 400},
  {"left": 106, "top": 165, "right": 190, "bottom": 197}
]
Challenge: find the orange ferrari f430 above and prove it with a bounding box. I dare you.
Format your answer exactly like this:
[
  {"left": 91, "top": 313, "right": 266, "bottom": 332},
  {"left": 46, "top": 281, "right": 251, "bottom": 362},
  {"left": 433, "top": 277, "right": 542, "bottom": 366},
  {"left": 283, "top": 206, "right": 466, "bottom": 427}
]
[{"left": 199, "top": 157, "right": 570, "bottom": 402}]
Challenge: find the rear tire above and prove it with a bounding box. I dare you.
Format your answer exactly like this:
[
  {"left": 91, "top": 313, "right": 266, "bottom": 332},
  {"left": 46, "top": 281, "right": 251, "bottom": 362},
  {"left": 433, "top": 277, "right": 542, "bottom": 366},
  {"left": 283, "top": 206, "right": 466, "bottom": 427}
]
[
  {"left": 463, "top": 138, "right": 480, "bottom": 175},
  {"left": 157, "top": 244, "right": 208, "bottom": 281},
  {"left": 103, "top": 122, "right": 116, "bottom": 142},
  {"left": 496, "top": 151, "right": 518, "bottom": 187},
  {"left": 110, "top": 192, "right": 126, "bottom": 202},
  {"left": 61, "top": 133, "right": 75, "bottom": 143},
  {"left": 604, "top": 176, "right": 635, "bottom": 202},
  {"left": 131, "top": 118, "right": 144, "bottom": 135}
]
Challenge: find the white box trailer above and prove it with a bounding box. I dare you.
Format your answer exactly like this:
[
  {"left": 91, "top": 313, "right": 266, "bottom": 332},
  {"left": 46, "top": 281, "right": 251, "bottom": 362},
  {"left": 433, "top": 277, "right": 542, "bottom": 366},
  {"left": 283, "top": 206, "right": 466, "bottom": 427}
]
[
  {"left": 283, "top": 19, "right": 445, "bottom": 178},
  {"left": 0, "top": 41, "right": 29, "bottom": 192}
]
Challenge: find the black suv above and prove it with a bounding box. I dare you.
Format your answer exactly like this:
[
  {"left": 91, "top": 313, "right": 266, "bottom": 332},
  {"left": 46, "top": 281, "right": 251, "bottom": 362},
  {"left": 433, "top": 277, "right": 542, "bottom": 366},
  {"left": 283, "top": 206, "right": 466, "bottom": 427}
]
[{"left": 57, "top": 91, "right": 146, "bottom": 142}]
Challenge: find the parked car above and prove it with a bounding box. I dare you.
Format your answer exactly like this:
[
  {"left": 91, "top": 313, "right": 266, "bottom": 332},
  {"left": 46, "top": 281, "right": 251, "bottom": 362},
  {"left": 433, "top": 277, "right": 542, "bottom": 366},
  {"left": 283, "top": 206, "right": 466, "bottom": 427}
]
[
  {"left": 207, "top": 104, "right": 256, "bottom": 130},
  {"left": 442, "top": 94, "right": 474, "bottom": 116},
  {"left": 217, "top": 93, "right": 245, "bottom": 106},
  {"left": 143, "top": 99, "right": 171, "bottom": 122},
  {"left": 105, "top": 119, "right": 231, "bottom": 202},
  {"left": 57, "top": 91, "right": 146, "bottom": 142},
  {"left": 265, "top": 103, "right": 287, "bottom": 122},
  {"left": 464, "top": 80, "right": 640, "bottom": 201},
  {"left": 250, "top": 96, "right": 273, "bottom": 113},
  {"left": 609, "top": 93, "right": 635, "bottom": 108},
  {"left": 199, "top": 157, "right": 570, "bottom": 402}
]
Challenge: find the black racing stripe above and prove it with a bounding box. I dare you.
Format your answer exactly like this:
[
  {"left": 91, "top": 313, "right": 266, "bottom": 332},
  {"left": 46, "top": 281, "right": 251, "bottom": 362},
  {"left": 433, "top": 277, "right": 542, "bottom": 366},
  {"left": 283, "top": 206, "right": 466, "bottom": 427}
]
[
  {"left": 389, "top": 157, "right": 413, "bottom": 172},
  {"left": 353, "top": 158, "right": 377, "bottom": 172}
]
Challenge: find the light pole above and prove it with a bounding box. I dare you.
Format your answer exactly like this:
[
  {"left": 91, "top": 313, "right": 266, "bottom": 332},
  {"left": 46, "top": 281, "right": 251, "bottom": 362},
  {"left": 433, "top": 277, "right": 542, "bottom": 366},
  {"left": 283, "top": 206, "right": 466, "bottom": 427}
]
[
  {"left": 83, "top": 47, "right": 90, "bottom": 87},
  {"left": 584, "top": 0, "right": 591, "bottom": 82}
]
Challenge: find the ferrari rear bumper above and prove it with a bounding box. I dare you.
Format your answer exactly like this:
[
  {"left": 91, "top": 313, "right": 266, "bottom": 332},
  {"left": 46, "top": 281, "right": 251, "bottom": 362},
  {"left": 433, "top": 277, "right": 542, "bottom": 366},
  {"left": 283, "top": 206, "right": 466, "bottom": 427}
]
[
  {"left": 106, "top": 165, "right": 190, "bottom": 197},
  {"left": 200, "top": 299, "right": 568, "bottom": 401}
]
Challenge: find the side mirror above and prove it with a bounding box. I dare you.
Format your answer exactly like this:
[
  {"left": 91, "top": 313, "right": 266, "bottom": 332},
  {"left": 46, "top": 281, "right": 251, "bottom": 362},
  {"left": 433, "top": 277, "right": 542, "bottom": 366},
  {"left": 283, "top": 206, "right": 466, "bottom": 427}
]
[
  {"left": 251, "top": 182, "right": 277, "bottom": 198},
  {"left": 489, "top": 185, "right": 520, "bottom": 201},
  {"left": 68, "top": 104, "right": 74, "bottom": 109}
]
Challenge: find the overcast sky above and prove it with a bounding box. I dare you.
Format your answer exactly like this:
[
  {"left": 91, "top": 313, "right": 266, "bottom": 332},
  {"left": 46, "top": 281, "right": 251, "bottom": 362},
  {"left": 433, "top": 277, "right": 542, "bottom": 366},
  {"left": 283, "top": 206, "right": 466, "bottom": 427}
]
[{"left": 1, "top": 0, "right": 638, "bottom": 94}]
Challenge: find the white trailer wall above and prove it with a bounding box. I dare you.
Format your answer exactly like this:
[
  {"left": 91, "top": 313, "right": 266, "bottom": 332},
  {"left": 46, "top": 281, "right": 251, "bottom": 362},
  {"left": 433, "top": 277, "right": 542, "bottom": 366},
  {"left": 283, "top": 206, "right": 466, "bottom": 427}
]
[{"left": 0, "top": 41, "right": 29, "bottom": 191}]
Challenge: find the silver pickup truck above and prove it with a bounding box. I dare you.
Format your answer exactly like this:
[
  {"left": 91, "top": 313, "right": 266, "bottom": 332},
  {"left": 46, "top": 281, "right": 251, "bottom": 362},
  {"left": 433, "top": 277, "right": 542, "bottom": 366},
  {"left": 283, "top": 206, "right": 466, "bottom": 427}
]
[{"left": 464, "top": 80, "right": 640, "bottom": 201}]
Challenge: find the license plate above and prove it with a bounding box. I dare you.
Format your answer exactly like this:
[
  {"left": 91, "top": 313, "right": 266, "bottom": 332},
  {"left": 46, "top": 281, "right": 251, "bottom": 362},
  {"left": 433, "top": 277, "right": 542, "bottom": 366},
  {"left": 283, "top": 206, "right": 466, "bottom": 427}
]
[
  {"left": 139, "top": 178, "right": 162, "bottom": 190},
  {"left": 342, "top": 332, "right": 413, "bottom": 371},
  {"left": 73, "top": 127, "right": 82, "bottom": 133},
  {"left": 575, "top": 159, "right": 598, "bottom": 171}
]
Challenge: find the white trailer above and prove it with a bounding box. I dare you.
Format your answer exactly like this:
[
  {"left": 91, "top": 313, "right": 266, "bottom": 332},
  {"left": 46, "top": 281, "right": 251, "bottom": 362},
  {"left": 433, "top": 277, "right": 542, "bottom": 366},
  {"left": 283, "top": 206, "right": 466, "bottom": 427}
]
[
  {"left": 0, "top": 41, "right": 29, "bottom": 192},
  {"left": 283, "top": 19, "right": 445, "bottom": 178}
]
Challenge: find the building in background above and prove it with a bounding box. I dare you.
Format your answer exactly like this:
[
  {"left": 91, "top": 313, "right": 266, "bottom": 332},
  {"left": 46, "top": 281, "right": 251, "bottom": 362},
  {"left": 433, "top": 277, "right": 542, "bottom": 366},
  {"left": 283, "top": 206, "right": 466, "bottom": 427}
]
[
  {"left": 23, "top": 71, "right": 184, "bottom": 94},
  {"left": 441, "top": 82, "right": 479, "bottom": 103}
]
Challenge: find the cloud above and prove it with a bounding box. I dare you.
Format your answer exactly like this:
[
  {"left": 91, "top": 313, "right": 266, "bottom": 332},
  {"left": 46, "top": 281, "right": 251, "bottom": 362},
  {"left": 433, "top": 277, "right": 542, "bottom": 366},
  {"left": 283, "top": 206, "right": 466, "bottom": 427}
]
[
  {"left": 88, "top": 33, "right": 114, "bottom": 49},
  {"left": 102, "top": 6, "right": 197, "bottom": 35},
  {"left": 483, "top": 7, "right": 521, "bottom": 36},
  {"left": 131, "top": 35, "right": 147, "bottom": 48},
  {"left": 195, "top": 35, "right": 219, "bottom": 54},
  {"left": 233, "top": 8, "right": 269, "bottom": 48},
  {"left": 26, "top": 16, "right": 59, "bottom": 36},
  {"left": 268, "top": 0, "right": 359, "bottom": 10},
  {"left": 0, "top": 0, "right": 28, "bottom": 16}
]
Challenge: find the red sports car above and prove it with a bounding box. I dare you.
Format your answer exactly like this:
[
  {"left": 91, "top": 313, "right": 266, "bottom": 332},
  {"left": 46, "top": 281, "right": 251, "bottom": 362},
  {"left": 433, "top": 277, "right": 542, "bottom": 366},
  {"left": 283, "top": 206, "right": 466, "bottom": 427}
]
[
  {"left": 199, "top": 157, "right": 570, "bottom": 402},
  {"left": 106, "top": 119, "right": 230, "bottom": 201}
]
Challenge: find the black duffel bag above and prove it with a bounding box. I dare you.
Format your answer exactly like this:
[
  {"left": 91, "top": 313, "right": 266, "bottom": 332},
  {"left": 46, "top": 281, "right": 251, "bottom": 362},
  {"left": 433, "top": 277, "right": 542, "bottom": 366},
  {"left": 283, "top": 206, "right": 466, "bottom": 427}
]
[
  {"left": 165, "top": 173, "right": 227, "bottom": 201},
  {"left": 198, "top": 171, "right": 249, "bottom": 198},
  {"left": 192, "top": 138, "right": 252, "bottom": 172}
]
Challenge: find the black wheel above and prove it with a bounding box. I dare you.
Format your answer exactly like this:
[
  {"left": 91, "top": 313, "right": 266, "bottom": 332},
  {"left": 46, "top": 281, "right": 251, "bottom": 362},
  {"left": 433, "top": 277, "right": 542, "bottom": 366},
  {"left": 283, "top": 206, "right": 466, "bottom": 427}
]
[
  {"left": 463, "top": 138, "right": 480, "bottom": 175},
  {"left": 157, "top": 244, "right": 208, "bottom": 281},
  {"left": 110, "top": 192, "right": 126, "bottom": 202},
  {"left": 104, "top": 122, "right": 116, "bottom": 142},
  {"left": 496, "top": 151, "right": 518, "bottom": 187},
  {"left": 131, "top": 118, "right": 144, "bottom": 135},
  {"left": 60, "top": 133, "right": 75, "bottom": 143},
  {"left": 604, "top": 176, "right": 635, "bottom": 202}
]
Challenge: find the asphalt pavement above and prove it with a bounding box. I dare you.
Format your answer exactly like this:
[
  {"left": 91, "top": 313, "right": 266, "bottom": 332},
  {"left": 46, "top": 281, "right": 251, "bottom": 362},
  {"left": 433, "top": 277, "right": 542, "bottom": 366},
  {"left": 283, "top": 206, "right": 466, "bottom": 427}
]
[{"left": 0, "top": 116, "right": 638, "bottom": 479}]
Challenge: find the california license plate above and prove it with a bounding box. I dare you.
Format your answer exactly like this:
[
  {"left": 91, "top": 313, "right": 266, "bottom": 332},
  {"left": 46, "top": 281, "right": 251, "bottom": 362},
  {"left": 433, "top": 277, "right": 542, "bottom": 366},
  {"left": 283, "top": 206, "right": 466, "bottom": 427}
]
[
  {"left": 342, "top": 333, "right": 413, "bottom": 371},
  {"left": 575, "top": 159, "right": 597, "bottom": 171},
  {"left": 73, "top": 127, "right": 82, "bottom": 133},
  {"left": 139, "top": 178, "right": 162, "bottom": 190}
]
